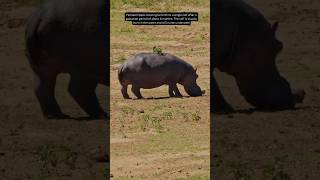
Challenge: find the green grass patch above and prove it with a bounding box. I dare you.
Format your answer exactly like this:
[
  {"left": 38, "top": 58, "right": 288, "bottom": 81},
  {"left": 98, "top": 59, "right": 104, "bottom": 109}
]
[
  {"left": 114, "top": 176, "right": 135, "bottom": 180},
  {"left": 113, "top": 53, "right": 127, "bottom": 64},
  {"left": 136, "top": 130, "right": 206, "bottom": 154},
  {"left": 139, "top": 113, "right": 164, "bottom": 133},
  {"left": 111, "top": 0, "right": 208, "bottom": 10},
  {"left": 198, "top": 12, "right": 210, "bottom": 23},
  {"left": 180, "top": 111, "right": 202, "bottom": 122},
  {"left": 120, "top": 106, "right": 135, "bottom": 115},
  {"left": 187, "top": 174, "right": 210, "bottom": 180},
  {"left": 111, "top": 0, "right": 153, "bottom": 9}
]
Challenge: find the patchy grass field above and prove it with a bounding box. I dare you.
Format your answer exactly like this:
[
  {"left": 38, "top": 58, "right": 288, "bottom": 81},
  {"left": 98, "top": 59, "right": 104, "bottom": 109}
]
[
  {"left": 110, "top": 0, "right": 210, "bottom": 179},
  {"left": 213, "top": 0, "right": 320, "bottom": 179}
]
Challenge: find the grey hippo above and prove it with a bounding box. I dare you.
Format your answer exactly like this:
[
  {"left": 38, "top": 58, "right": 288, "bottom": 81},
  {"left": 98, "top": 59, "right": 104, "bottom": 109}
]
[{"left": 118, "top": 53, "right": 205, "bottom": 99}]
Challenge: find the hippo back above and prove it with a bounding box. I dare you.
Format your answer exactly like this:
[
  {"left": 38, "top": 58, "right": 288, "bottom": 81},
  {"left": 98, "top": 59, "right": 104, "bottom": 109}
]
[
  {"left": 123, "top": 53, "right": 194, "bottom": 72},
  {"left": 213, "top": 0, "right": 274, "bottom": 72}
]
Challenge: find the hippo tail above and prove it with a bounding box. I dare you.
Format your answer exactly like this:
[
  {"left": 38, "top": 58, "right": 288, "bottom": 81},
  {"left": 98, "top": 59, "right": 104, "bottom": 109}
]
[{"left": 25, "top": 8, "right": 42, "bottom": 68}]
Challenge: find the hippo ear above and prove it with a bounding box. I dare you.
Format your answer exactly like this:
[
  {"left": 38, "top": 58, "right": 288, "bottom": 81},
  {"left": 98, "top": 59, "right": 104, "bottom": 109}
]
[
  {"left": 194, "top": 68, "right": 197, "bottom": 72},
  {"left": 272, "top": 22, "right": 279, "bottom": 34}
]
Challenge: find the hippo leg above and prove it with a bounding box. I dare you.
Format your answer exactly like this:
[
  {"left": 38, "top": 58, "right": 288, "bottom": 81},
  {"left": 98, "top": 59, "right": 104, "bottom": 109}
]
[
  {"left": 169, "top": 83, "right": 182, "bottom": 97},
  {"left": 68, "top": 74, "right": 106, "bottom": 119},
  {"left": 131, "top": 85, "right": 143, "bottom": 99},
  {"left": 33, "top": 70, "right": 68, "bottom": 119},
  {"left": 121, "top": 85, "right": 130, "bottom": 99},
  {"left": 212, "top": 75, "right": 234, "bottom": 113},
  {"left": 173, "top": 85, "right": 182, "bottom": 97},
  {"left": 168, "top": 84, "right": 175, "bottom": 97}
]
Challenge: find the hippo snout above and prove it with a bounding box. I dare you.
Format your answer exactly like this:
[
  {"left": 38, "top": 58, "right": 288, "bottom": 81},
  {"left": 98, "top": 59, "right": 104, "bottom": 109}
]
[
  {"left": 184, "top": 84, "right": 204, "bottom": 97},
  {"left": 292, "top": 88, "right": 305, "bottom": 104}
]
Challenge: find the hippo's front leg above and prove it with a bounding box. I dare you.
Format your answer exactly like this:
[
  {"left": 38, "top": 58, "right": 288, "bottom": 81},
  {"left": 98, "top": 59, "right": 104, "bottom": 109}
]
[
  {"left": 131, "top": 85, "right": 143, "bottom": 99},
  {"left": 68, "top": 74, "right": 106, "bottom": 119},
  {"left": 212, "top": 74, "right": 234, "bottom": 113},
  {"left": 169, "top": 83, "right": 182, "bottom": 97}
]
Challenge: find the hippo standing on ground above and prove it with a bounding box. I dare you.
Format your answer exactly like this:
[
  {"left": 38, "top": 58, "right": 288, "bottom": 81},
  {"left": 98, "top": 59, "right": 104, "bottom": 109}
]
[
  {"left": 118, "top": 53, "right": 204, "bottom": 99},
  {"left": 212, "top": 0, "right": 305, "bottom": 113},
  {"left": 25, "top": 0, "right": 108, "bottom": 119}
]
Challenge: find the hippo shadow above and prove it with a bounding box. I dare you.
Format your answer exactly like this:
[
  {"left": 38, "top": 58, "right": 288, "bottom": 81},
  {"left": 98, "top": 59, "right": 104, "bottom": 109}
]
[
  {"left": 71, "top": 116, "right": 107, "bottom": 121},
  {"left": 48, "top": 115, "right": 107, "bottom": 121},
  {"left": 133, "top": 96, "right": 193, "bottom": 100}
]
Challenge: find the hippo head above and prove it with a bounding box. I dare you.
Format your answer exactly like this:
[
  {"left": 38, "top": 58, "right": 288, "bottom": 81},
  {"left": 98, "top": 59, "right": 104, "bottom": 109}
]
[
  {"left": 181, "top": 68, "right": 204, "bottom": 97},
  {"left": 231, "top": 22, "right": 305, "bottom": 110}
]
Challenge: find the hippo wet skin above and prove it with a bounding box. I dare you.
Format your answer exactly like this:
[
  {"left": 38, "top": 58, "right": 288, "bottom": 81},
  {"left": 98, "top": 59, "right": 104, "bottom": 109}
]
[
  {"left": 118, "top": 53, "right": 204, "bottom": 99},
  {"left": 212, "top": 0, "right": 305, "bottom": 113},
  {"left": 25, "top": 0, "right": 108, "bottom": 119}
]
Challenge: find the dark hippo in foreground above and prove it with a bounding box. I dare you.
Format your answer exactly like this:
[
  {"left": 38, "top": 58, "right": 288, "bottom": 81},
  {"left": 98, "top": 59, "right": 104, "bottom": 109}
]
[
  {"left": 212, "top": 0, "right": 305, "bottom": 113},
  {"left": 118, "top": 53, "right": 204, "bottom": 99},
  {"left": 25, "top": 0, "right": 107, "bottom": 119}
]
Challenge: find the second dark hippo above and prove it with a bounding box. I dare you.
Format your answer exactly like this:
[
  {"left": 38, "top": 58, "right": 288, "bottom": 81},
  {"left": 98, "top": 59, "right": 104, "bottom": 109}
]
[
  {"left": 212, "top": 0, "right": 305, "bottom": 113},
  {"left": 118, "top": 53, "right": 204, "bottom": 99}
]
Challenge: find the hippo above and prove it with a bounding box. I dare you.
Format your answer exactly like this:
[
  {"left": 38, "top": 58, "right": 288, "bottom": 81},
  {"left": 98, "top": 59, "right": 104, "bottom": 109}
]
[
  {"left": 118, "top": 53, "right": 204, "bottom": 99},
  {"left": 212, "top": 0, "right": 305, "bottom": 113},
  {"left": 25, "top": 0, "right": 108, "bottom": 119}
]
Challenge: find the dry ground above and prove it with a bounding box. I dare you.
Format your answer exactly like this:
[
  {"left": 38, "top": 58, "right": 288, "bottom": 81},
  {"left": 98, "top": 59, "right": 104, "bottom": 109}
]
[
  {"left": 0, "top": 1, "right": 108, "bottom": 179},
  {"left": 110, "top": 0, "right": 210, "bottom": 179},
  {"left": 213, "top": 0, "right": 320, "bottom": 179}
]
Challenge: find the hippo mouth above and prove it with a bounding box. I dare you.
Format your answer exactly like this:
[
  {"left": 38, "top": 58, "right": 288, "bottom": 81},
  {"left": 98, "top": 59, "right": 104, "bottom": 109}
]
[
  {"left": 236, "top": 77, "right": 305, "bottom": 110},
  {"left": 184, "top": 85, "right": 204, "bottom": 97}
]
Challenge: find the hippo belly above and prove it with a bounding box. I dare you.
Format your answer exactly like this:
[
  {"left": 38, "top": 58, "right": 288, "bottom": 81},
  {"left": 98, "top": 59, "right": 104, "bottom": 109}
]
[{"left": 125, "top": 67, "right": 177, "bottom": 89}]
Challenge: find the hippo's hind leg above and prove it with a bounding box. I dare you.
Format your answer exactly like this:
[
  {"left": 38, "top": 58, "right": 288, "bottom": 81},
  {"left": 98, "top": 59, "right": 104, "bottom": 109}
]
[
  {"left": 212, "top": 75, "right": 234, "bottom": 113},
  {"left": 169, "top": 83, "right": 182, "bottom": 97},
  {"left": 68, "top": 74, "right": 106, "bottom": 119},
  {"left": 131, "top": 85, "right": 143, "bottom": 99},
  {"left": 33, "top": 69, "right": 68, "bottom": 119},
  {"left": 121, "top": 84, "right": 130, "bottom": 99}
]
